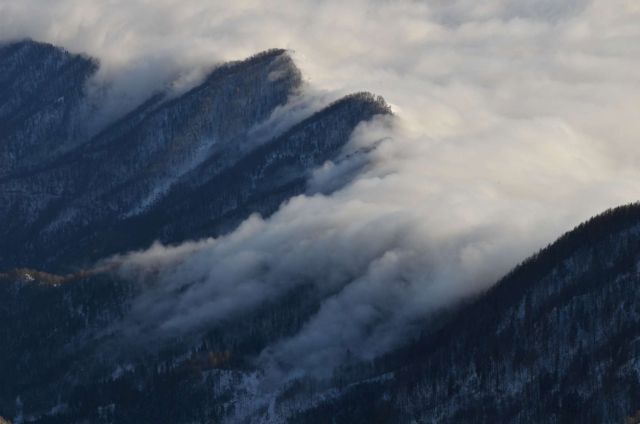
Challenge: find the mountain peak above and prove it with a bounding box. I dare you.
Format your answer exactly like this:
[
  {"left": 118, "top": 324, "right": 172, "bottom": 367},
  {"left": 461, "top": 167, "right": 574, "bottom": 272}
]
[
  {"left": 0, "top": 38, "right": 98, "bottom": 176},
  {"left": 199, "top": 47, "right": 301, "bottom": 91},
  {"left": 0, "top": 37, "right": 98, "bottom": 71}
]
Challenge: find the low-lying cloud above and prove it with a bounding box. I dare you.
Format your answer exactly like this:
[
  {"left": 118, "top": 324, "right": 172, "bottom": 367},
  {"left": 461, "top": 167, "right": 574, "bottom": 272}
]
[{"left": 4, "top": 0, "right": 640, "bottom": 379}]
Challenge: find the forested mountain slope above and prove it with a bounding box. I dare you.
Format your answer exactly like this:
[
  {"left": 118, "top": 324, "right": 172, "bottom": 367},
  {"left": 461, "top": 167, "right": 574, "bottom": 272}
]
[
  {"left": 0, "top": 40, "right": 97, "bottom": 176},
  {"left": 298, "top": 203, "right": 640, "bottom": 423},
  {"left": 0, "top": 40, "right": 392, "bottom": 422},
  {"left": 0, "top": 40, "right": 389, "bottom": 271}
]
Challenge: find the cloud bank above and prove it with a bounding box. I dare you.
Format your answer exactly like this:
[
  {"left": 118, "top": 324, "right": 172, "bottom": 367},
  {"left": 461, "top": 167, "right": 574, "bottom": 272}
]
[{"left": 3, "top": 0, "right": 640, "bottom": 378}]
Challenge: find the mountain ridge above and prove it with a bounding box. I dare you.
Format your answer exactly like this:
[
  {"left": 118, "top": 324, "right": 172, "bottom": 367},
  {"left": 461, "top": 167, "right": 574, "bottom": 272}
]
[
  {"left": 295, "top": 202, "right": 640, "bottom": 423},
  {"left": 0, "top": 39, "right": 98, "bottom": 176},
  {"left": 0, "top": 40, "right": 389, "bottom": 272}
]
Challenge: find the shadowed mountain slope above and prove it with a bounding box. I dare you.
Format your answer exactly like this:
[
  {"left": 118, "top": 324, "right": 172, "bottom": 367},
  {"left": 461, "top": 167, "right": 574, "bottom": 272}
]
[
  {"left": 296, "top": 203, "right": 640, "bottom": 423},
  {"left": 0, "top": 40, "right": 98, "bottom": 176},
  {"left": 0, "top": 41, "right": 390, "bottom": 271}
]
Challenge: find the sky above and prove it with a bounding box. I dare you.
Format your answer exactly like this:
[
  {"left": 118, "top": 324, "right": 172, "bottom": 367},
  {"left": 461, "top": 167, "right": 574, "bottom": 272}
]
[{"left": 2, "top": 0, "right": 640, "bottom": 379}]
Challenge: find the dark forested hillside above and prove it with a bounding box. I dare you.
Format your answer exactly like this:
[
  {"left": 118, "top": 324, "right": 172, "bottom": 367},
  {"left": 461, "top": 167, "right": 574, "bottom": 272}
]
[
  {"left": 297, "top": 203, "right": 640, "bottom": 423},
  {"left": 0, "top": 41, "right": 393, "bottom": 423},
  {"left": 0, "top": 40, "right": 98, "bottom": 176},
  {"left": 0, "top": 40, "right": 389, "bottom": 272},
  {"left": 4, "top": 204, "right": 640, "bottom": 423}
]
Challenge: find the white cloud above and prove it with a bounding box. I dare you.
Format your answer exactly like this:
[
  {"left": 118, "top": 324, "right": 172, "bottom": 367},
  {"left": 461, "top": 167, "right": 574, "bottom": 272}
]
[{"left": 3, "top": 0, "right": 640, "bottom": 379}]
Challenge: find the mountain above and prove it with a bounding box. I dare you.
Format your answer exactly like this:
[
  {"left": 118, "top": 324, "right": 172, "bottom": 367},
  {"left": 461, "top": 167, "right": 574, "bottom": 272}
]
[
  {"left": 0, "top": 40, "right": 390, "bottom": 272},
  {"left": 0, "top": 40, "right": 393, "bottom": 423},
  {"left": 6, "top": 204, "right": 640, "bottom": 423},
  {"left": 296, "top": 203, "right": 640, "bottom": 423},
  {"left": 0, "top": 41, "right": 98, "bottom": 177},
  {"left": 1, "top": 39, "right": 639, "bottom": 424}
]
